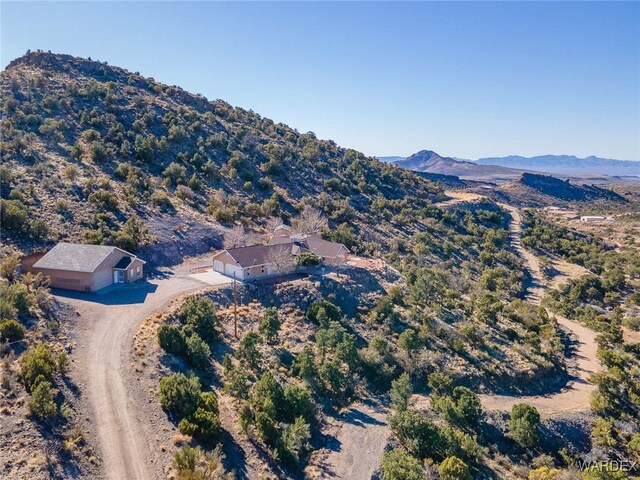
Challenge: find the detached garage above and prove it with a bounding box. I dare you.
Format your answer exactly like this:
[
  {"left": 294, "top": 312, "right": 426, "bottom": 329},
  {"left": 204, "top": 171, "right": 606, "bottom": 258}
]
[{"left": 32, "top": 242, "right": 145, "bottom": 292}]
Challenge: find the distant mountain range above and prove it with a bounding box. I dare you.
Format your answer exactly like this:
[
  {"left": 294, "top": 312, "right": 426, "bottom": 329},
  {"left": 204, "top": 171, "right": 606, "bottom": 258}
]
[
  {"left": 475, "top": 155, "right": 640, "bottom": 177},
  {"left": 388, "top": 150, "right": 528, "bottom": 182},
  {"left": 378, "top": 152, "right": 640, "bottom": 178}
]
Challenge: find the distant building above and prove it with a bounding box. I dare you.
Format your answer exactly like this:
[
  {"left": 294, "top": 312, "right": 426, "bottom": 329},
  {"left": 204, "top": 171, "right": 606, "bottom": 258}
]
[
  {"left": 580, "top": 216, "right": 610, "bottom": 223},
  {"left": 32, "top": 242, "right": 145, "bottom": 292},
  {"left": 212, "top": 233, "right": 349, "bottom": 281}
]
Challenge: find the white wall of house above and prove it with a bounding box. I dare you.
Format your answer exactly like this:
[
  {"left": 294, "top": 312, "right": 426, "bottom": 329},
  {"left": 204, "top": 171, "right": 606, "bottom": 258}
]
[{"left": 224, "top": 263, "right": 244, "bottom": 280}]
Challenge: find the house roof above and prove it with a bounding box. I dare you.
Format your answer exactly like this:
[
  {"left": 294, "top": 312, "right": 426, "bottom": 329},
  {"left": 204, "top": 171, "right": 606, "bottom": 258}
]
[
  {"left": 216, "top": 243, "right": 294, "bottom": 268},
  {"left": 268, "top": 236, "right": 294, "bottom": 246},
  {"left": 268, "top": 234, "right": 349, "bottom": 258},
  {"left": 297, "top": 234, "right": 349, "bottom": 258},
  {"left": 33, "top": 242, "right": 142, "bottom": 273}
]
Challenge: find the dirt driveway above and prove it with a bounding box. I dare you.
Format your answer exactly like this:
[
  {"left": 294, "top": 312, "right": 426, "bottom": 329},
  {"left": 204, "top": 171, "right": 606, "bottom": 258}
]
[
  {"left": 315, "top": 399, "right": 389, "bottom": 480},
  {"left": 55, "top": 260, "right": 211, "bottom": 480}
]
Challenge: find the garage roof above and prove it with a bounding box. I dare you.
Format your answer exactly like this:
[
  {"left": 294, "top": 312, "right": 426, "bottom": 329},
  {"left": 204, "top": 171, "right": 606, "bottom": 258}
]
[
  {"left": 33, "top": 242, "right": 140, "bottom": 273},
  {"left": 219, "top": 244, "right": 294, "bottom": 268}
]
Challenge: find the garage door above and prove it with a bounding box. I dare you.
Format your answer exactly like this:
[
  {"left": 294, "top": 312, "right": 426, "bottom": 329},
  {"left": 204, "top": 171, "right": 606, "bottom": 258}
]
[
  {"left": 225, "top": 264, "right": 243, "bottom": 279},
  {"left": 213, "top": 260, "right": 224, "bottom": 273},
  {"left": 93, "top": 268, "right": 113, "bottom": 291}
]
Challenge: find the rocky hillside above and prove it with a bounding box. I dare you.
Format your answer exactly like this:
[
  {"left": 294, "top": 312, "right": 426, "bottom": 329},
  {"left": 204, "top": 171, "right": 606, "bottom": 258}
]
[
  {"left": 0, "top": 52, "right": 444, "bottom": 265},
  {"left": 498, "top": 173, "right": 626, "bottom": 207}
]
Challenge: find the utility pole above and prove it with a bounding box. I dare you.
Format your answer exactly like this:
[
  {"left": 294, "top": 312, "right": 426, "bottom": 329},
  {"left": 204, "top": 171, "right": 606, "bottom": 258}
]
[{"left": 233, "top": 271, "right": 238, "bottom": 339}]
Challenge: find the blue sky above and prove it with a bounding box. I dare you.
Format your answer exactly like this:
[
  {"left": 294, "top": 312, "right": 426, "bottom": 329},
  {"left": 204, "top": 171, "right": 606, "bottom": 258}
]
[{"left": 2, "top": 1, "right": 639, "bottom": 160}]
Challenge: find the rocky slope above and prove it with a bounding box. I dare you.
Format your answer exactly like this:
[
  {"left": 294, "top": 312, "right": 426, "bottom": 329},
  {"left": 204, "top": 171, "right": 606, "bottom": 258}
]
[{"left": 498, "top": 173, "right": 626, "bottom": 207}]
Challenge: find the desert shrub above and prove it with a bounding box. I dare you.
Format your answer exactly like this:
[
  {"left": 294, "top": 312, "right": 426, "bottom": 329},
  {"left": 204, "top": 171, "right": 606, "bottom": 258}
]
[
  {"left": 441, "top": 427, "right": 487, "bottom": 464},
  {"left": 223, "top": 363, "right": 250, "bottom": 399},
  {"left": 295, "top": 253, "right": 321, "bottom": 267},
  {"left": 390, "top": 372, "right": 414, "bottom": 412},
  {"left": 120, "top": 216, "right": 148, "bottom": 251},
  {"left": 397, "top": 329, "right": 421, "bottom": 357},
  {"left": 381, "top": 448, "right": 424, "bottom": 480},
  {"left": 306, "top": 300, "right": 342, "bottom": 324},
  {"left": 0, "top": 319, "right": 25, "bottom": 343},
  {"left": 509, "top": 403, "right": 541, "bottom": 449},
  {"left": 159, "top": 373, "right": 201, "bottom": 418},
  {"left": 359, "top": 337, "right": 397, "bottom": 388},
  {"left": 0, "top": 199, "right": 29, "bottom": 233},
  {"left": 163, "top": 162, "right": 187, "bottom": 186},
  {"left": 291, "top": 347, "right": 317, "bottom": 384},
  {"left": 158, "top": 324, "right": 187, "bottom": 356},
  {"left": 185, "top": 334, "right": 211, "bottom": 369},
  {"left": 150, "top": 191, "right": 172, "bottom": 209},
  {"left": 251, "top": 371, "right": 284, "bottom": 415},
  {"left": 318, "top": 359, "right": 347, "bottom": 397},
  {"left": 180, "top": 295, "right": 217, "bottom": 343},
  {"left": 389, "top": 409, "right": 443, "bottom": 459},
  {"left": 88, "top": 190, "right": 118, "bottom": 211},
  {"left": 623, "top": 316, "right": 640, "bottom": 331},
  {"left": 279, "top": 416, "right": 311, "bottom": 466},
  {"left": 20, "top": 343, "right": 57, "bottom": 392},
  {"left": 178, "top": 406, "right": 220, "bottom": 442},
  {"left": 29, "top": 378, "right": 57, "bottom": 420},
  {"left": 30, "top": 219, "right": 49, "bottom": 240},
  {"left": 439, "top": 456, "right": 472, "bottom": 480},
  {"left": 255, "top": 410, "right": 279, "bottom": 446},
  {"left": 176, "top": 185, "right": 195, "bottom": 200},
  {"left": 237, "top": 331, "right": 262, "bottom": 370},
  {"left": 1, "top": 280, "right": 35, "bottom": 319},
  {"left": 368, "top": 295, "right": 401, "bottom": 326},
  {"left": 238, "top": 402, "right": 254, "bottom": 434},
  {"left": 528, "top": 466, "right": 562, "bottom": 480},
  {"left": 258, "top": 307, "right": 281, "bottom": 344},
  {"left": 87, "top": 141, "right": 108, "bottom": 163},
  {"left": 283, "top": 384, "right": 314, "bottom": 422},
  {"left": 428, "top": 372, "right": 454, "bottom": 397},
  {"left": 172, "top": 445, "right": 202, "bottom": 475},
  {"left": 433, "top": 386, "right": 482, "bottom": 428},
  {"left": 591, "top": 418, "right": 617, "bottom": 448}
]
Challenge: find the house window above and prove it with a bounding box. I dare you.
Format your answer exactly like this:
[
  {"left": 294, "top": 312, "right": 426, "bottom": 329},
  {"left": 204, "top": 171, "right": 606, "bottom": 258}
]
[{"left": 136, "top": 266, "right": 141, "bottom": 275}]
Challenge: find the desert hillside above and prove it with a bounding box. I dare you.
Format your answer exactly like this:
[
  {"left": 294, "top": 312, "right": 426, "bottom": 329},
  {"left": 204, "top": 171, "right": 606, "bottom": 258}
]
[{"left": 0, "top": 52, "right": 443, "bottom": 264}]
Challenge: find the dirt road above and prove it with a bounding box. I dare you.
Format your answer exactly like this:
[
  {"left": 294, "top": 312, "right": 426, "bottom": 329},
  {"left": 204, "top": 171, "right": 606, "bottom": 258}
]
[
  {"left": 316, "top": 399, "right": 389, "bottom": 480},
  {"left": 478, "top": 204, "right": 601, "bottom": 416},
  {"left": 56, "top": 262, "right": 209, "bottom": 480},
  {"left": 318, "top": 197, "right": 602, "bottom": 478},
  {"left": 479, "top": 314, "right": 600, "bottom": 416}
]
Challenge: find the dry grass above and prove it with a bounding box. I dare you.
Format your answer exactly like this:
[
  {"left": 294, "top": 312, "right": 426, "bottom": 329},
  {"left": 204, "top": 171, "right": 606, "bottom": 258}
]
[{"left": 171, "top": 433, "right": 192, "bottom": 446}]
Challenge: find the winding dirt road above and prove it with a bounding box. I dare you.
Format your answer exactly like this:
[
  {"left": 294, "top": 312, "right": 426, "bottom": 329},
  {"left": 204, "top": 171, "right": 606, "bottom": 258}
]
[
  {"left": 319, "top": 196, "right": 601, "bottom": 478},
  {"left": 479, "top": 203, "right": 601, "bottom": 416},
  {"left": 56, "top": 263, "right": 208, "bottom": 480}
]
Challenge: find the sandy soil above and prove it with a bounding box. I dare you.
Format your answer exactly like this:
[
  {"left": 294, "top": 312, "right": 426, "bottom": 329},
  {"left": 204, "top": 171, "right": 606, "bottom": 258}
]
[
  {"left": 313, "top": 399, "right": 389, "bottom": 480},
  {"left": 439, "top": 190, "right": 487, "bottom": 207},
  {"left": 55, "top": 259, "right": 211, "bottom": 480}
]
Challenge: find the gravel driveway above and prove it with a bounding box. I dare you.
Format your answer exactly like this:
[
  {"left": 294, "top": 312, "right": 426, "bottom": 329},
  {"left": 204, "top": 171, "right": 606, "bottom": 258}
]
[{"left": 54, "top": 260, "right": 210, "bottom": 480}]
